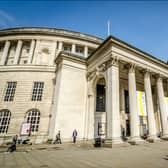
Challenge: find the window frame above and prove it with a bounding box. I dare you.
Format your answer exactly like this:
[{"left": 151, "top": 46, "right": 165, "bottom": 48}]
[
  {"left": 31, "top": 81, "right": 44, "bottom": 101},
  {"left": 26, "top": 109, "right": 40, "bottom": 133},
  {"left": 0, "top": 109, "right": 11, "bottom": 134},
  {"left": 4, "top": 81, "right": 17, "bottom": 102}
]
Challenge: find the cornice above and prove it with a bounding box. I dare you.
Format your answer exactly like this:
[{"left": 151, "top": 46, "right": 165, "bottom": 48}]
[
  {"left": 110, "top": 37, "right": 168, "bottom": 69},
  {"left": 0, "top": 27, "right": 103, "bottom": 45},
  {"left": 0, "top": 65, "right": 56, "bottom": 73},
  {"left": 88, "top": 35, "right": 168, "bottom": 70},
  {"left": 56, "top": 51, "right": 86, "bottom": 66}
]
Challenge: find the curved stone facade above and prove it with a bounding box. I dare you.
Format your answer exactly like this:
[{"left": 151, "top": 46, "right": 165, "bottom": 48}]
[{"left": 0, "top": 27, "right": 167, "bottom": 146}]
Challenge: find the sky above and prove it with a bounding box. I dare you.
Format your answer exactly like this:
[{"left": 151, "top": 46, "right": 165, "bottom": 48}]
[{"left": 0, "top": 0, "right": 168, "bottom": 62}]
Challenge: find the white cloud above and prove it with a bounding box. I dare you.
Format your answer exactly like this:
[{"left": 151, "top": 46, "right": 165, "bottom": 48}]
[{"left": 0, "top": 10, "right": 16, "bottom": 29}]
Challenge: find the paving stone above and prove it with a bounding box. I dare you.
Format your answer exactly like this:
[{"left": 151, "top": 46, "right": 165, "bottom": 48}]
[{"left": 0, "top": 141, "right": 168, "bottom": 168}]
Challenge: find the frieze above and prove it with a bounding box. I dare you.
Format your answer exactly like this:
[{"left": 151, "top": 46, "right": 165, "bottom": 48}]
[{"left": 87, "top": 54, "right": 120, "bottom": 81}]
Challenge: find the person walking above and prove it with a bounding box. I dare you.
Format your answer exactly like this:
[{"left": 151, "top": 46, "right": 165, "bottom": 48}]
[
  {"left": 54, "top": 130, "right": 62, "bottom": 144},
  {"left": 72, "top": 129, "right": 78, "bottom": 143}
]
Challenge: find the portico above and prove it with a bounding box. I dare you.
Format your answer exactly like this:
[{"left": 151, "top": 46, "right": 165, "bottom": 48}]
[{"left": 84, "top": 36, "right": 168, "bottom": 146}]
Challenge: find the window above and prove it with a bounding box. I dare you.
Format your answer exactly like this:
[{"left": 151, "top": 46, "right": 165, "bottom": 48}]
[
  {"left": 4, "top": 82, "right": 17, "bottom": 101},
  {"left": 63, "top": 44, "right": 72, "bottom": 52},
  {"left": 31, "top": 82, "right": 44, "bottom": 101},
  {"left": 96, "top": 84, "right": 106, "bottom": 112},
  {"left": 0, "top": 110, "right": 11, "bottom": 134},
  {"left": 88, "top": 49, "right": 94, "bottom": 56},
  {"left": 76, "top": 46, "right": 84, "bottom": 55},
  {"left": 27, "top": 109, "right": 40, "bottom": 132}
]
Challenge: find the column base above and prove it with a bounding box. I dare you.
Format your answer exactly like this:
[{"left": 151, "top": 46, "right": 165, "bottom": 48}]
[
  {"left": 147, "top": 135, "right": 160, "bottom": 143},
  {"left": 103, "top": 137, "right": 127, "bottom": 148},
  {"left": 161, "top": 134, "right": 168, "bottom": 141},
  {"left": 128, "top": 136, "right": 144, "bottom": 145}
]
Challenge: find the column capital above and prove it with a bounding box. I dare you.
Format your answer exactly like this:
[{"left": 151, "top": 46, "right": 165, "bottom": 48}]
[
  {"left": 128, "top": 63, "right": 136, "bottom": 73},
  {"left": 110, "top": 54, "right": 119, "bottom": 66},
  {"left": 86, "top": 70, "right": 96, "bottom": 81},
  {"left": 143, "top": 69, "right": 152, "bottom": 78},
  {"left": 103, "top": 54, "right": 119, "bottom": 70},
  {"left": 156, "top": 73, "right": 165, "bottom": 82}
]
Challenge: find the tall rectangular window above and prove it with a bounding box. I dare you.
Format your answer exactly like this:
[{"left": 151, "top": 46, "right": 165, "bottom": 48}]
[
  {"left": 124, "top": 90, "right": 130, "bottom": 113},
  {"left": 96, "top": 84, "right": 105, "bottom": 112},
  {"left": 4, "top": 82, "right": 17, "bottom": 102},
  {"left": 31, "top": 82, "right": 44, "bottom": 101}
]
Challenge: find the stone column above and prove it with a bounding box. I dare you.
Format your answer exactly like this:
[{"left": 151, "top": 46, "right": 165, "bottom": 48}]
[
  {"left": 144, "top": 71, "right": 157, "bottom": 140},
  {"left": 84, "top": 46, "right": 88, "bottom": 58},
  {"left": 105, "top": 59, "right": 122, "bottom": 146},
  {"left": 72, "top": 44, "right": 76, "bottom": 54},
  {"left": 87, "top": 94, "right": 95, "bottom": 140},
  {"left": 128, "top": 64, "right": 141, "bottom": 142},
  {"left": 156, "top": 76, "right": 168, "bottom": 139},
  {"left": 58, "top": 41, "right": 63, "bottom": 52},
  {"left": 13, "top": 40, "right": 23, "bottom": 64},
  {"left": 0, "top": 40, "right": 10, "bottom": 65},
  {"left": 32, "top": 40, "right": 40, "bottom": 64},
  {"left": 49, "top": 41, "right": 57, "bottom": 65},
  {"left": 28, "top": 40, "right": 36, "bottom": 64}
]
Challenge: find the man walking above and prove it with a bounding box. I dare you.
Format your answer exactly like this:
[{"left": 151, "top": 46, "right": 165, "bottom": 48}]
[
  {"left": 72, "top": 129, "right": 78, "bottom": 143},
  {"left": 54, "top": 130, "right": 62, "bottom": 144}
]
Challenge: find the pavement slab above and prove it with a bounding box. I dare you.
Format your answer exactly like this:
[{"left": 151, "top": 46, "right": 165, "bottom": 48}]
[{"left": 0, "top": 141, "right": 168, "bottom": 168}]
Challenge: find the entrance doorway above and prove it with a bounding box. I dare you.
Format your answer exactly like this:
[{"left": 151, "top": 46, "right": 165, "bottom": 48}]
[
  {"left": 126, "top": 120, "right": 130, "bottom": 137},
  {"left": 94, "top": 78, "right": 106, "bottom": 139}
]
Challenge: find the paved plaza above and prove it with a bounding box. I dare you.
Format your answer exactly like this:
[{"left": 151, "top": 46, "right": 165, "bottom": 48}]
[{"left": 0, "top": 141, "right": 168, "bottom": 168}]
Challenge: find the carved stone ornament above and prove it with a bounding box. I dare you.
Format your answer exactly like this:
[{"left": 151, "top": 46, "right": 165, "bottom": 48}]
[
  {"left": 156, "top": 73, "right": 165, "bottom": 82},
  {"left": 104, "top": 54, "right": 119, "bottom": 69},
  {"left": 41, "top": 48, "right": 50, "bottom": 54},
  {"left": 86, "top": 70, "right": 96, "bottom": 81},
  {"left": 86, "top": 55, "right": 120, "bottom": 81},
  {"left": 143, "top": 69, "right": 152, "bottom": 78},
  {"left": 129, "top": 63, "right": 136, "bottom": 73}
]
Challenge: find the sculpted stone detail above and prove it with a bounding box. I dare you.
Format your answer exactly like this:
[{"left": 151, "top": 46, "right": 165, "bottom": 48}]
[
  {"left": 87, "top": 55, "right": 120, "bottom": 81},
  {"left": 104, "top": 54, "right": 119, "bottom": 69},
  {"left": 129, "top": 63, "right": 136, "bottom": 73},
  {"left": 86, "top": 70, "right": 97, "bottom": 81},
  {"left": 41, "top": 48, "right": 50, "bottom": 54}
]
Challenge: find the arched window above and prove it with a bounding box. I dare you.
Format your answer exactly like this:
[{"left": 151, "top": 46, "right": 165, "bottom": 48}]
[
  {"left": 0, "top": 109, "right": 11, "bottom": 134},
  {"left": 26, "top": 109, "right": 40, "bottom": 132}
]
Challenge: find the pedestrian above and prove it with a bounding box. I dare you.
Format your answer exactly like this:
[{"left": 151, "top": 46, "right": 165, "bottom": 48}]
[
  {"left": 6, "top": 135, "right": 18, "bottom": 153},
  {"left": 54, "top": 130, "right": 62, "bottom": 144},
  {"left": 72, "top": 129, "right": 78, "bottom": 143},
  {"left": 12, "top": 135, "right": 18, "bottom": 144}
]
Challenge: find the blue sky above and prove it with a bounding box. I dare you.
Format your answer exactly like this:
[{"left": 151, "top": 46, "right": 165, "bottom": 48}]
[{"left": 0, "top": 0, "right": 168, "bottom": 62}]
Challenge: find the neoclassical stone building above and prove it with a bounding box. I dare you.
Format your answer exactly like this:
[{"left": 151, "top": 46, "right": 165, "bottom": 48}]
[{"left": 0, "top": 27, "right": 168, "bottom": 146}]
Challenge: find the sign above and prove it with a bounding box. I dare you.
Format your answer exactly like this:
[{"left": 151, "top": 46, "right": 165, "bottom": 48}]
[
  {"left": 20, "top": 122, "right": 31, "bottom": 135},
  {"left": 136, "top": 91, "right": 147, "bottom": 116},
  {"left": 165, "top": 97, "right": 168, "bottom": 115}
]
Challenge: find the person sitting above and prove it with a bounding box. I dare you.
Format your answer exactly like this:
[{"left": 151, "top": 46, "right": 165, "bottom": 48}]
[
  {"left": 22, "top": 138, "right": 30, "bottom": 144},
  {"left": 6, "top": 135, "right": 18, "bottom": 153}
]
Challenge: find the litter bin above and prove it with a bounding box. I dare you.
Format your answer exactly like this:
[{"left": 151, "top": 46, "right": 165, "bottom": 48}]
[{"left": 94, "top": 138, "right": 102, "bottom": 147}]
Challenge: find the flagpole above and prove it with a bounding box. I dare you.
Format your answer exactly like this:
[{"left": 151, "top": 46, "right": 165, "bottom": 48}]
[{"left": 107, "top": 20, "right": 110, "bottom": 36}]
